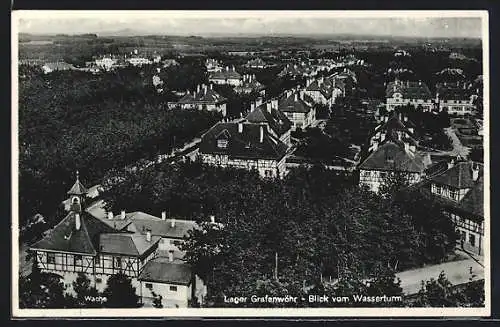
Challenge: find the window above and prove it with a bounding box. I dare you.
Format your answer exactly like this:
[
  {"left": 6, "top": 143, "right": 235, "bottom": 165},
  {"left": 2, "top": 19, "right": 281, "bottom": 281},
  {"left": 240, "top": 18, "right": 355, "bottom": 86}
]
[
  {"left": 96, "top": 278, "right": 102, "bottom": 284},
  {"left": 169, "top": 286, "right": 178, "bottom": 292},
  {"left": 145, "top": 283, "right": 153, "bottom": 289},
  {"left": 435, "top": 185, "right": 442, "bottom": 195},
  {"left": 74, "top": 255, "right": 83, "bottom": 266},
  {"left": 469, "top": 234, "right": 476, "bottom": 247},
  {"left": 94, "top": 255, "right": 101, "bottom": 266},
  {"left": 265, "top": 170, "right": 272, "bottom": 178},
  {"left": 47, "top": 253, "right": 56, "bottom": 264},
  {"left": 114, "top": 257, "right": 122, "bottom": 269},
  {"left": 449, "top": 189, "right": 458, "bottom": 201},
  {"left": 217, "top": 139, "right": 228, "bottom": 149}
]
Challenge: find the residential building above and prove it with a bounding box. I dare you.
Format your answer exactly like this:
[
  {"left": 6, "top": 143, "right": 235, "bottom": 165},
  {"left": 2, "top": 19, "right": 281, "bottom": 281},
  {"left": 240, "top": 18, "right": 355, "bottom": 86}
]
[
  {"left": 126, "top": 57, "right": 152, "bottom": 66},
  {"left": 162, "top": 59, "right": 180, "bottom": 68},
  {"left": 198, "top": 122, "right": 289, "bottom": 178},
  {"left": 41, "top": 62, "right": 75, "bottom": 74},
  {"left": 168, "top": 84, "right": 227, "bottom": 117},
  {"left": 234, "top": 74, "right": 266, "bottom": 96},
  {"left": 386, "top": 80, "right": 434, "bottom": 111},
  {"left": 278, "top": 91, "right": 316, "bottom": 131},
  {"left": 358, "top": 136, "right": 432, "bottom": 193},
  {"left": 422, "top": 160, "right": 484, "bottom": 255},
  {"left": 245, "top": 99, "right": 292, "bottom": 148},
  {"left": 205, "top": 58, "right": 223, "bottom": 72},
  {"left": 29, "top": 174, "right": 206, "bottom": 307},
  {"left": 436, "top": 82, "right": 476, "bottom": 116},
  {"left": 304, "top": 76, "right": 344, "bottom": 107},
  {"left": 208, "top": 66, "right": 243, "bottom": 86},
  {"left": 95, "top": 56, "right": 118, "bottom": 70},
  {"left": 245, "top": 58, "right": 267, "bottom": 69}
]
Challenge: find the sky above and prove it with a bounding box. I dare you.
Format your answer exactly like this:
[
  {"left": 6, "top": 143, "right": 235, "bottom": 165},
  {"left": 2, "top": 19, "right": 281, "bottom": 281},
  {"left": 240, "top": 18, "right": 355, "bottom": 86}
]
[{"left": 15, "top": 11, "right": 484, "bottom": 38}]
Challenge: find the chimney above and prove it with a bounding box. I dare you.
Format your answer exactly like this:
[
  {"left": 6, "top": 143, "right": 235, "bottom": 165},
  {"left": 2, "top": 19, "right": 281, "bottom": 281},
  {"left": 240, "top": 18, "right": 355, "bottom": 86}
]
[
  {"left": 226, "top": 66, "right": 229, "bottom": 71},
  {"left": 210, "top": 84, "right": 213, "bottom": 90},
  {"left": 271, "top": 99, "right": 278, "bottom": 109},
  {"left": 168, "top": 250, "right": 174, "bottom": 262},
  {"left": 447, "top": 159, "right": 455, "bottom": 170},
  {"left": 408, "top": 127, "right": 414, "bottom": 134},
  {"left": 170, "top": 218, "right": 176, "bottom": 228},
  {"left": 418, "top": 80, "right": 422, "bottom": 86},
  {"left": 256, "top": 97, "right": 263, "bottom": 107},
  {"left": 251, "top": 103, "right": 255, "bottom": 110},
  {"left": 294, "top": 93, "right": 298, "bottom": 101},
  {"left": 266, "top": 102, "right": 272, "bottom": 113},
  {"left": 472, "top": 164, "right": 479, "bottom": 181},
  {"left": 404, "top": 142, "right": 409, "bottom": 152},
  {"left": 161, "top": 211, "right": 166, "bottom": 220},
  {"left": 146, "top": 229, "right": 151, "bottom": 242},
  {"left": 409, "top": 144, "right": 416, "bottom": 153},
  {"left": 75, "top": 213, "right": 81, "bottom": 230},
  {"left": 121, "top": 210, "right": 126, "bottom": 219},
  {"left": 108, "top": 212, "right": 113, "bottom": 220},
  {"left": 210, "top": 215, "right": 215, "bottom": 223},
  {"left": 404, "top": 116, "right": 408, "bottom": 122},
  {"left": 380, "top": 132, "right": 386, "bottom": 142},
  {"left": 238, "top": 122, "right": 243, "bottom": 133},
  {"left": 260, "top": 125, "right": 264, "bottom": 143},
  {"left": 197, "top": 84, "right": 200, "bottom": 93},
  {"left": 372, "top": 141, "right": 379, "bottom": 152}
]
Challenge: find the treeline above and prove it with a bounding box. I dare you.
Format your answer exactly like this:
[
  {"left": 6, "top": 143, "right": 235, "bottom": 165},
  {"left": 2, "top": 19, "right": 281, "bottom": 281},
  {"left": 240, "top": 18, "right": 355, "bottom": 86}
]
[
  {"left": 19, "top": 66, "right": 221, "bottom": 231},
  {"left": 102, "top": 161, "right": 458, "bottom": 304}
]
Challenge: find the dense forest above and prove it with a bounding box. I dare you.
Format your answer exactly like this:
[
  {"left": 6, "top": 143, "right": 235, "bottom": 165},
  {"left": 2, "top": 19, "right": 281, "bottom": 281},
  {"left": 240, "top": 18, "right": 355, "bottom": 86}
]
[
  {"left": 18, "top": 65, "right": 221, "bottom": 231},
  {"left": 101, "top": 161, "right": 459, "bottom": 305}
]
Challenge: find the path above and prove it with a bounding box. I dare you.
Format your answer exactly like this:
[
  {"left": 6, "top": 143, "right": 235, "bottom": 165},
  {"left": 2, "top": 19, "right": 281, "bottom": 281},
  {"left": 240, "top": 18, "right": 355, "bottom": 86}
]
[
  {"left": 396, "top": 258, "right": 483, "bottom": 295},
  {"left": 444, "top": 127, "right": 470, "bottom": 158}
]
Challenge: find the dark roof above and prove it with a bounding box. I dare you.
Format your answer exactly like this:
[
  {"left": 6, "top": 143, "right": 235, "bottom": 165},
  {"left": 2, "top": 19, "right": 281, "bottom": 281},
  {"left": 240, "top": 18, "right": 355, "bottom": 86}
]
[
  {"left": 127, "top": 214, "right": 198, "bottom": 239},
  {"left": 67, "top": 178, "right": 88, "bottom": 195},
  {"left": 246, "top": 104, "right": 292, "bottom": 137},
  {"left": 209, "top": 69, "right": 242, "bottom": 80},
  {"left": 177, "top": 87, "right": 226, "bottom": 104},
  {"left": 386, "top": 80, "right": 432, "bottom": 100},
  {"left": 278, "top": 93, "right": 313, "bottom": 113},
  {"left": 371, "top": 115, "right": 418, "bottom": 144},
  {"left": 30, "top": 212, "right": 118, "bottom": 255},
  {"left": 199, "top": 122, "right": 288, "bottom": 160},
  {"left": 246, "top": 58, "right": 267, "bottom": 66},
  {"left": 359, "top": 141, "right": 428, "bottom": 173},
  {"left": 99, "top": 233, "right": 160, "bottom": 257},
  {"left": 430, "top": 161, "right": 483, "bottom": 189},
  {"left": 138, "top": 257, "right": 192, "bottom": 285},
  {"left": 436, "top": 84, "right": 473, "bottom": 101},
  {"left": 460, "top": 176, "right": 483, "bottom": 217}
]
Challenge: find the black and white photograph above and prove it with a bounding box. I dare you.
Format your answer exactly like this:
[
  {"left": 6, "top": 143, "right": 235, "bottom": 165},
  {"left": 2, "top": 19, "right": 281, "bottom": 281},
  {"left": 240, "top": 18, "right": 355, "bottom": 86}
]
[{"left": 11, "top": 10, "right": 489, "bottom": 317}]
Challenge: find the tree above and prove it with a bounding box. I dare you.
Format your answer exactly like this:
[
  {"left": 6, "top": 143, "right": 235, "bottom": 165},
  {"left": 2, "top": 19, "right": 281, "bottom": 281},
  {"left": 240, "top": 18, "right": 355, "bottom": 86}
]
[
  {"left": 151, "top": 290, "right": 164, "bottom": 308},
  {"left": 378, "top": 170, "right": 410, "bottom": 199},
  {"left": 103, "top": 273, "right": 141, "bottom": 308},
  {"left": 19, "top": 262, "right": 68, "bottom": 308},
  {"left": 72, "top": 272, "right": 102, "bottom": 308}
]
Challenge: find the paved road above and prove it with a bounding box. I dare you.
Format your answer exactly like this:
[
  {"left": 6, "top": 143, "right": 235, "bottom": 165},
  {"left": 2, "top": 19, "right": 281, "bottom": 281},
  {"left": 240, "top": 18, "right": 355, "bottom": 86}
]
[
  {"left": 444, "top": 127, "right": 470, "bottom": 158},
  {"left": 396, "top": 258, "right": 483, "bottom": 295}
]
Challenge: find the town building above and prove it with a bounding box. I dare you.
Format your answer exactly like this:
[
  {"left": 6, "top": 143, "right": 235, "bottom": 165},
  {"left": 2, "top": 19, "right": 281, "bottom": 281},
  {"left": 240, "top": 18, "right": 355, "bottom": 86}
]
[
  {"left": 208, "top": 66, "right": 243, "bottom": 86},
  {"left": 358, "top": 124, "right": 432, "bottom": 193},
  {"left": 234, "top": 74, "right": 266, "bottom": 96},
  {"left": 420, "top": 160, "right": 484, "bottom": 255},
  {"left": 168, "top": 84, "right": 227, "bottom": 117},
  {"left": 205, "top": 58, "right": 223, "bottom": 72},
  {"left": 162, "top": 59, "right": 180, "bottom": 68},
  {"left": 385, "top": 80, "right": 434, "bottom": 111},
  {"left": 304, "top": 76, "right": 344, "bottom": 107},
  {"left": 41, "top": 62, "right": 76, "bottom": 74},
  {"left": 126, "top": 57, "right": 152, "bottom": 66},
  {"left": 245, "top": 99, "right": 292, "bottom": 148},
  {"left": 436, "top": 82, "right": 476, "bottom": 116},
  {"left": 198, "top": 122, "right": 289, "bottom": 179},
  {"left": 29, "top": 174, "right": 206, "bottom": 307},
  {"left": 278, "top": 91, "right": 316, "bottom": 131},
  {"left": 95, "top": 56, "right": 118, "bottom": 70},
  {"left": 245, "top": 58, "right": 267, "bottom": 69}
]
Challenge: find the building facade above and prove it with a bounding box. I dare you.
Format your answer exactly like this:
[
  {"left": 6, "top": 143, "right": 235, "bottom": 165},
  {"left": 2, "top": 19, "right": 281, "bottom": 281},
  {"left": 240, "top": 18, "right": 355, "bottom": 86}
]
[
  {"left": 168, "top": 84, "right": 227, "bottom": 117},
  {"left": 386, "top": 80, "right": 434, "bottom": 111}
]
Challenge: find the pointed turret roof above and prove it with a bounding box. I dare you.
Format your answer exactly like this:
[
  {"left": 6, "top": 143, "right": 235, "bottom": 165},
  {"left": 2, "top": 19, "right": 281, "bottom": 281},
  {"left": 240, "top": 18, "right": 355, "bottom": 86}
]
[{"left": 67, "top": 171, "right": 88, "bottom": 195}]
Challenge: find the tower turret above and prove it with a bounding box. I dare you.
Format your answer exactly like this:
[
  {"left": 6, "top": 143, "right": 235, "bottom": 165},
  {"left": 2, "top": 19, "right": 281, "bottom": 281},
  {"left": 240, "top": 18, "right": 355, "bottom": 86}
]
[{"left": 67, "top": 171, "right": 87, "bottom": 213}]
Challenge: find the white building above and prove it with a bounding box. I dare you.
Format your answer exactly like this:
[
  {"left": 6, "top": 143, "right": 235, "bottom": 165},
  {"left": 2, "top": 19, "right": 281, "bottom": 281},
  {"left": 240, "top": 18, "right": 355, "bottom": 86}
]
[
  {"left": 208, "top": 66, "right": 243, "bottom": 86},
  {"left": 95, "top": 57, "right": 117, "bottom": 70},
  {"left": 436, "top": 82, "right": 476, "bottom": 116},
  {"left": 127, "top": 57, "right": 152, "bottom": 66},
  {"left": 278, "top": 91, "right": 316, "bottom": 131},
  {"left": 386, "top": 80, "right": 434, "bottom": 111},
  {"left": 168, "top": 84, "right": 227, "bottom": 117},
  {"left": 198, "top": 122, "right": 289, "bottom": 179}
]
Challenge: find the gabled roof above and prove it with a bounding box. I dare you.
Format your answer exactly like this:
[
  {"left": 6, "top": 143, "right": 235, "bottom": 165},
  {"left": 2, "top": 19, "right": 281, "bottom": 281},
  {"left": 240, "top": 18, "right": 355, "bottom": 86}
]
[
  {"left": 430, "top": 161, "right": 483, "bottom": 189},
  {"left": 177, "top": 87, "right": 226, "bottom": 104},
  {"left": 67, "top": 178, "right": 88, "bottom": 195},
  {"left": 386, "top": 80, "right": 432, "bottom": 100},
  {"left": 209, "top": 69, "right": 242, "bottom": 80},
  {"left": 436, "top": 84, "right": 473, "bottom": 101},
  {"left": 127, "top": 214, "right": 198, "bottom": 239},
  {"left": 359, "top": 141, "right": 428, "bottom": 173},
  {"left": 278, "top": 93, "right": 313, "bottom": 113},
  {"left": 99, "top": 233, "right": 160, "bottom": 257},
  {"left": 199, "top": 122, "right": 288, "bottom": 161},
  {"left": 138, "top": 258, "right": 192, "bottom": 285},
  {"left": 246, "top": 58, "right": 267, "bottom": 66},
  {"left": 371, "top": 115, "right": 418, "bottom": 144},
  {"left": 30, "top": 212, "right": 118, "bottom": 255},
  {"left": 246, "top": 104, "right": 292, "bottom": 137}
]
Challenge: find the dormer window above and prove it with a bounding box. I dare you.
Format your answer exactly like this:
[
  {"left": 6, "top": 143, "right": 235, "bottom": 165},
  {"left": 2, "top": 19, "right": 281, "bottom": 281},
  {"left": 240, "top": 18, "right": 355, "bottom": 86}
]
[{"left": 217, "top": 139, "right": 228, "bottom": 149}]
